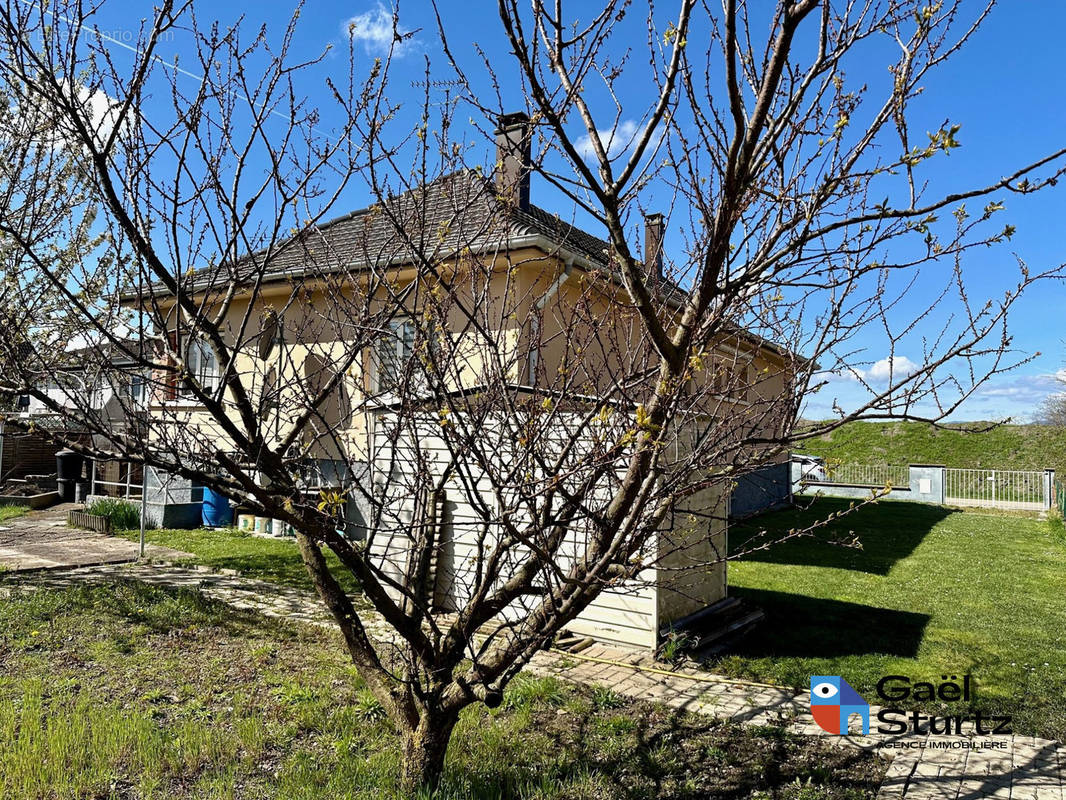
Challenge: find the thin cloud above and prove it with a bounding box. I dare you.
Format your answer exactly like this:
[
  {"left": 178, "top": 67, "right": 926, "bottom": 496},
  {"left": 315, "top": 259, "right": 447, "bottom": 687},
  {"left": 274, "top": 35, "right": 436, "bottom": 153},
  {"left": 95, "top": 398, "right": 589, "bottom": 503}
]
[
  {"left": 965, "top": 371, "right": 1064, "bottom": 407},
  {"left": 806, "top": 369, "right": 1066, "bottom": 422},
  {"left": 342, "top": 4, "right": 417, "bottom": 57},
  {"left": 576, "top": 119, "right": 641, "bottom": 160},
  {"left": 821, "top": 354, "right": 920, "bottom": 384}
]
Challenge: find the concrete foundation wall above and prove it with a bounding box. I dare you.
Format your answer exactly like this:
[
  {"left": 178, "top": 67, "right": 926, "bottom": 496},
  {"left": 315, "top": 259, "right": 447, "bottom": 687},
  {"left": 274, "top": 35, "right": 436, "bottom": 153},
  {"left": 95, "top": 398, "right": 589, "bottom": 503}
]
[
  {"left": 907, "top": 465, "right": 945, "bottom": 504},
  {"left": 141, "top": 467, "right": 203, "bottom": 529},
  {"left": 730, "top": 462, "right": 792, "bottom": 519},
  {"left": 143, "top": 501, "right": 203, "bottom": 529},
  {"left": 84, "top": 491, "right": 202, "bottom": 529}
]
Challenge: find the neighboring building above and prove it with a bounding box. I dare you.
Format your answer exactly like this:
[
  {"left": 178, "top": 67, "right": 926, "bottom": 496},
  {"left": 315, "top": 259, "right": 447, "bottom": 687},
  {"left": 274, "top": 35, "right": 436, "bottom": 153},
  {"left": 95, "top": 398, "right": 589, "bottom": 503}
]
[
  {"left": 2, "top": 341, "right": 146, "bottom": 488},
  {"left": 125, "top": 113, "right": 802, "bottom": 648},
  {"left": 19, "top": 340, "right": 148, "bottom": 496},
  {"left": 25, "top": 340, "right": 149, "bottom": 417}
]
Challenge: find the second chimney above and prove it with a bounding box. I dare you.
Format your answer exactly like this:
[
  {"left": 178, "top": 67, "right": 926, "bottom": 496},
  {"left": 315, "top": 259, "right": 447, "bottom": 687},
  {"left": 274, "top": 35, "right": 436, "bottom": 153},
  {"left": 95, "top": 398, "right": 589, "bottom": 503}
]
[
  {"left": 644, "top": 212, "right": 665, "bottom": 281},
  {"left": 495, "top": 112, "right": 531, "bottom": 211}
]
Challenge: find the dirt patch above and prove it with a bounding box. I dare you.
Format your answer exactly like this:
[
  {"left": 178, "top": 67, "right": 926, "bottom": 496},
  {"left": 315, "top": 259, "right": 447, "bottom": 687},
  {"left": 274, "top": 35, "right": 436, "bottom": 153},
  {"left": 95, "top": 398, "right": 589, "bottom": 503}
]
[{"left": 0, "top": 504, "right": 187, "bottom": 570}]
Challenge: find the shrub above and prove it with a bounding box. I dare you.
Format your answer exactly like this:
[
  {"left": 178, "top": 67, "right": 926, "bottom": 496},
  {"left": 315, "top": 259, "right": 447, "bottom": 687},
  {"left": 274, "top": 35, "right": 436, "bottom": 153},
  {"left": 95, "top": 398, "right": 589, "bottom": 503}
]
[{"left": 85, "top": 498, "right": 141, "bottom": 530}]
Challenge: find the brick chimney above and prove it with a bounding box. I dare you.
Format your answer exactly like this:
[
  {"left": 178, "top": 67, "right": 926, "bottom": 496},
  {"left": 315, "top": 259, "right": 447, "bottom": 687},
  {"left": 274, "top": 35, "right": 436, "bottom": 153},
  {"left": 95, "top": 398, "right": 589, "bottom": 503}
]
[
  {"left": 495, "top": 112, "right": 531, "bottom": 211},
  {"left": 644, "top": 212, "right": 665, "bottom": 281}
]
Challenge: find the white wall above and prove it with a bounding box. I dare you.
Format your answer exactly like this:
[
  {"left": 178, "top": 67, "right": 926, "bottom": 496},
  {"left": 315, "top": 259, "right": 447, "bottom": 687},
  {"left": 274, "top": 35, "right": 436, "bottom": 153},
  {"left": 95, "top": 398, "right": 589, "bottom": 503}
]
[{"left": 367, "top": 408, "right": 727, "bottom": 649}]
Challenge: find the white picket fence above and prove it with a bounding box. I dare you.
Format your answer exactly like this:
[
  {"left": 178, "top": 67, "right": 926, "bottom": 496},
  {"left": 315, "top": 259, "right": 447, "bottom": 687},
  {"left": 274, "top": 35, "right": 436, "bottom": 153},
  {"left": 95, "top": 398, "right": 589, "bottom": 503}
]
[{"left": 943, "top": 468, "right": 1048, "bottom": 511}]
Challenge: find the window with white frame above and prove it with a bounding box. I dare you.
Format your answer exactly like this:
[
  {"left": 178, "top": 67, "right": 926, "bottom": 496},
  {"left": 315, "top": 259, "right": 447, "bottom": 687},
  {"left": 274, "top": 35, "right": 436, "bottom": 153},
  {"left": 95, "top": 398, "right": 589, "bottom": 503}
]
[{"left": 181, "top": 338, "right": 219, "bottom": 397}]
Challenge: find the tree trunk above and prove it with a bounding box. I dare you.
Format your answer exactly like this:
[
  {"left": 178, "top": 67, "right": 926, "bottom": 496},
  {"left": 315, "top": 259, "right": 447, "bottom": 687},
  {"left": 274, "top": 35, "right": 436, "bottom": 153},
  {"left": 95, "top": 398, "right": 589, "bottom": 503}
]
[{"left": 398, "top": 713, "right": 458, "bottom": 795}]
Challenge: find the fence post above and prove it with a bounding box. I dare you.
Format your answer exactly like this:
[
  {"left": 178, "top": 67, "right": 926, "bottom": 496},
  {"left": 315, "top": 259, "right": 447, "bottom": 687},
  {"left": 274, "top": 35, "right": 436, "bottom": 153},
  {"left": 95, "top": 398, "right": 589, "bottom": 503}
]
[{"left": 1044, "top": 469, "right": 1055, "bottom": 510}]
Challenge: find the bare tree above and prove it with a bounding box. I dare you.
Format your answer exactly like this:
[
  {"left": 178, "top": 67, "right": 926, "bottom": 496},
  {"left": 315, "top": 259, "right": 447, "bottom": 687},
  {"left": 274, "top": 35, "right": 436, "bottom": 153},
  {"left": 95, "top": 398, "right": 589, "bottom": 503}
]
[
  {"left": 1, "top": 0, "right": 1064, "bottom": 792},
  {"left": 1036, "top": 395, "right": 1066, "bottom": 426}
]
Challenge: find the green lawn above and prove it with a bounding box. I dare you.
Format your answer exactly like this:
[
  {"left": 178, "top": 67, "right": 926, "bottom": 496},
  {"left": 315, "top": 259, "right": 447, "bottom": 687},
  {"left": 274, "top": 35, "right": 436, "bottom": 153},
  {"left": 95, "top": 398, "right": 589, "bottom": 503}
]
[
  {"left": 0, "top": 581, "right": 885, "bottom": 799},
  {"left": 114, "top": 526, "right": 361, "bottom": 595},
  {"left": 719, "top": 498, "right": 1066, "bottom": 739},
  {"left": 0, "top": 504, "right": 27, "bottom": 522},
  {"left": 797, "top": 420, "right": 1066, "bottom": 476}
]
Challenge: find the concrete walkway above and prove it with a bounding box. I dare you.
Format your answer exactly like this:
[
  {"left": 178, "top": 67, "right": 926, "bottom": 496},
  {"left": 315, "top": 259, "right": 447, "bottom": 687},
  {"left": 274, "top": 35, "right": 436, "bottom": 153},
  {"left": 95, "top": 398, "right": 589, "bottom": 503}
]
[
  {"left": 0, "top": 504, "right": 188, "bottom": 571},
  {"left": 4, "top": 561, "right": 1063, "bottom": 799}
]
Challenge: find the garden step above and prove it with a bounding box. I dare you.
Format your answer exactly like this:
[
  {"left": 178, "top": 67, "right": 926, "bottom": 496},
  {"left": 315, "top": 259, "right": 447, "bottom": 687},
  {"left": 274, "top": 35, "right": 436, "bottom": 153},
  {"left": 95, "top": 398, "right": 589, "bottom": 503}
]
[
  {"left": 661, "top": 597, "right": 765, "bottom": 655},
  {"left": 689, "top": 608, "right": 765, "bottom": 653},
  {"left": 660, "top": 596, "right": 741, "bottom": 636}
]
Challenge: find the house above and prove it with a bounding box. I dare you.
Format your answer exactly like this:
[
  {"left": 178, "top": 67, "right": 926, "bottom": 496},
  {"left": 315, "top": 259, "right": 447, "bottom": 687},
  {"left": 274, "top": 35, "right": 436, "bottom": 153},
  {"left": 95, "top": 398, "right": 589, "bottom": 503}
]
[
  {"left": 125, "top": 113, "right": 800, "bottom": 648},
  {"left": 24, "top": 340, "right": 149, "bottom": 417},
  {"left": 33, "top": 341, "right": 148, "bottom": 499},
  {"left": 1, "top": 341, "right": 147, "bottom": 491}
]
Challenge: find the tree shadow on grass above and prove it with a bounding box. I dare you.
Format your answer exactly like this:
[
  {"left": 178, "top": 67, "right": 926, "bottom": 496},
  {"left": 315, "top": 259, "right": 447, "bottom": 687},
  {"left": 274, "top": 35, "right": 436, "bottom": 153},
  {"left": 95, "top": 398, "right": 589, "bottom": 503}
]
[
  {"left": 727, "top": 587, "right": 930, "bottom": 659},
  {"left": 730, "top": 497, "right": 954, "bottom": 575},
  {"left": 493, "top": 704, "right": 886, "bottom": 800}
]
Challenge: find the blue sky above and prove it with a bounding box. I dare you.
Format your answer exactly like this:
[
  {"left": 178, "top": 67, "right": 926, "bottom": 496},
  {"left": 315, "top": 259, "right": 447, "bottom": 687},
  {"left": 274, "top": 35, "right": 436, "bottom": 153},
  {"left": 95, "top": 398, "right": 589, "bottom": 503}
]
[{"left": 77, "top": 0, "right": 1066, "bottom": 422}]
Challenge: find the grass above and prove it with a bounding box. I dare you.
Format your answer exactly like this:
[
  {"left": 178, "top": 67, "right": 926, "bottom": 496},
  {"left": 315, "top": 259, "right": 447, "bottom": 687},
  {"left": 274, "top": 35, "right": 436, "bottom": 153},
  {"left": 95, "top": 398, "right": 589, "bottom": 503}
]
[
  {"left": 86, "top": 497, "right": 142, "bottom": 529},
  {"left": 0, "top": 504, "right": 27, "bottom": 522},
  {"left": 719, "top": 497, "right": 1066, "bottom": 739},
  {"left": 796, "top": 420, "right": 1066, "bottom": 476},
  {"left": 0, "top": 580, "right": 886, "bottom": 799},
  {"left": 114, "top": 525, "right": 361, "bottom": 594}
]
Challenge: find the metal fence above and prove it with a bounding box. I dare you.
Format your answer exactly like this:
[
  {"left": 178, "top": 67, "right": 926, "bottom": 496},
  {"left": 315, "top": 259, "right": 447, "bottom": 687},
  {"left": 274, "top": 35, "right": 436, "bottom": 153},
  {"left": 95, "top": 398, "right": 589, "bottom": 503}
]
[
  {"left": 794, "top": 457, "right": 1055, "bottom": 512},
  {"left": 88, "top": 460, "right": 143, "bottom": 500},
  {"left": 943, "top": 468, "right": 1047, "bottom": 511},
  {"left": 818, "top": 463, "right": 910, "bottom": 487}
]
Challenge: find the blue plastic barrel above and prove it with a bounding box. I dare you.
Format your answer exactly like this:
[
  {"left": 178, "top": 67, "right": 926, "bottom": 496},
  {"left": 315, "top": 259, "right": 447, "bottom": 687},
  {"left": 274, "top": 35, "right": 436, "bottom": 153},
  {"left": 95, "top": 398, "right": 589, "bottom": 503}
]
[{"left": 201, "top": 485, "right": 233, "bottom": 527}]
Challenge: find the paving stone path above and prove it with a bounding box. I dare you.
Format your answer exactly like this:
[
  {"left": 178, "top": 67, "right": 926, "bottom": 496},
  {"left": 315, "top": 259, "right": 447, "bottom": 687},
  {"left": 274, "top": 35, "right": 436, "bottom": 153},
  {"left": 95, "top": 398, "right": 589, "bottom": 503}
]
[{"left": 4, "top": 561, "right": 1062, "bottom": 799}]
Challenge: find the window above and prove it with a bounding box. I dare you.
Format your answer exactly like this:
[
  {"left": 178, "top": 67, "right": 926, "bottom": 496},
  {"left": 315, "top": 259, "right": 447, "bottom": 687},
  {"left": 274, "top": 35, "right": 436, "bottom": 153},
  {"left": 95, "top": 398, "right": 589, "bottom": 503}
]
[
  {"left": 373, "top": 317, "right": 416, "bottom": 393},
  {"left": 129, "top": 373, "right": 146, "bottom": 405},
  {"left": 182, "top": 338, "right": 219, "bottom": 396}
]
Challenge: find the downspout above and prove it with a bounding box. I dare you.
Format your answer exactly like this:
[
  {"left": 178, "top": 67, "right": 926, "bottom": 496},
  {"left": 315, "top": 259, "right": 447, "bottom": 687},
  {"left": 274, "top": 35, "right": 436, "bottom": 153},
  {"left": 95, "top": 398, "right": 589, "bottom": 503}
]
[{"left": 529, "top": 259, "right": 573, "bottom": 385}]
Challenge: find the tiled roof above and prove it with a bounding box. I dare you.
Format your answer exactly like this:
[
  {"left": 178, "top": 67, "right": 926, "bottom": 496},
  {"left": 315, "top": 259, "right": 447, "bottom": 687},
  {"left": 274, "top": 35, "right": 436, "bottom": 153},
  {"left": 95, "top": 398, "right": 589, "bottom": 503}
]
[
  {"left": 132, "top": 170, "right": 620, "bottom": 297},
  {"left": 121, "top": 170, "right": 798, "bottom": 361}
]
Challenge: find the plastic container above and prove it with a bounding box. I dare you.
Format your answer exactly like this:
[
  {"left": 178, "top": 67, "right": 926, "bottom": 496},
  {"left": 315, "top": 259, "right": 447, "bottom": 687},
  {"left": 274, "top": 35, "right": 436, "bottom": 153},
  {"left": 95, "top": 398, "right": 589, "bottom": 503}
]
[
  {"left": 253, "top": 516, "right": 271, "bottom": 534},
  {"left": 55, "top": 449, "right": 84, "bottom": 480},
  {"left": 271, "top": 518, "right": 291, "bottom": 538},
  {"left": 201, "top": 486, "right": 233, "bottom": 527},
  {"left": 237, "top": 514, "right": 255, "bottom": 532},
  {"left": 56, "top": 450, "right": 85, "bottom": 502}
]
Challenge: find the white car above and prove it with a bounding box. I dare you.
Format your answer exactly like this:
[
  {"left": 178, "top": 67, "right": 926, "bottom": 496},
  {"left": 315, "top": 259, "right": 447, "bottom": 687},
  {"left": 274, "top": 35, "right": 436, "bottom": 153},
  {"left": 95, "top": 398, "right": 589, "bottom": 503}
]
[{"left": 793, "top": 454, "right": 827, "bottom": 482}]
